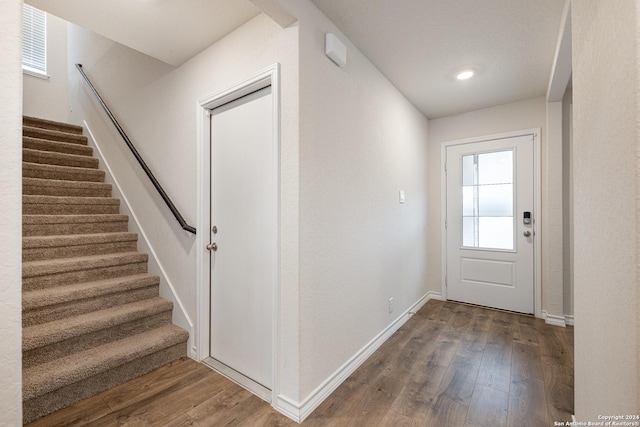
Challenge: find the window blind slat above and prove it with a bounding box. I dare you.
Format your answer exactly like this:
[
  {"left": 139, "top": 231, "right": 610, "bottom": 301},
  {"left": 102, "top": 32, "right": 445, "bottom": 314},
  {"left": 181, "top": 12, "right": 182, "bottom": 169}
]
[{"left": 22, "top": 4, "right": 46, "bottom": 74}]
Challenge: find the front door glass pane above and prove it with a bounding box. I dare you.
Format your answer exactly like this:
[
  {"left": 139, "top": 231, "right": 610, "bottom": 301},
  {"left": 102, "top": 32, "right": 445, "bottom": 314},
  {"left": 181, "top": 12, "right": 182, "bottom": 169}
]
[{"left": 462, "top": 150, "right": 514, "bottom": 250}]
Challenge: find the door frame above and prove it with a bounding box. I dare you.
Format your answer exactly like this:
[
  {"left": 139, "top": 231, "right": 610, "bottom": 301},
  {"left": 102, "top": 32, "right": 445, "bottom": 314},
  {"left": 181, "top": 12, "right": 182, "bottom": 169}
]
[
  {"left": 440, "top": 128, "right": 542, "bottom": 318},
  {"left": 195, "top": 63, "right": 281, "bottom": 403}
]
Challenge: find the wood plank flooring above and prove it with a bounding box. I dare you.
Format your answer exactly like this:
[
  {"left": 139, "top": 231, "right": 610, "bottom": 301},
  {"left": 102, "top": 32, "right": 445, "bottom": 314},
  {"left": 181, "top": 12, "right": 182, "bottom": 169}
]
[{"left": 25, "top": 299, "right": 574, "bottom": 426}]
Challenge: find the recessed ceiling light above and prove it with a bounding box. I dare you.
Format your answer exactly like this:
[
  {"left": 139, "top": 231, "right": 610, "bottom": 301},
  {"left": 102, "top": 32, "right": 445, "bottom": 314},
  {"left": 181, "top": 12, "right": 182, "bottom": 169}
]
[{"left": 456, "top": 70, "right": 475, "bottom": 80}]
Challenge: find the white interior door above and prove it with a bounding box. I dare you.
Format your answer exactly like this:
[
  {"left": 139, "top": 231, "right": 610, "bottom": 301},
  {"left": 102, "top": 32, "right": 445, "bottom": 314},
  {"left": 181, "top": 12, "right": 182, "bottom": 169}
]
[
  {"left": 208, "top": 86, "right": 274, "bottom": 395},
  {"left": 445, "top": 135, "right": 534, "bottom": 314}
]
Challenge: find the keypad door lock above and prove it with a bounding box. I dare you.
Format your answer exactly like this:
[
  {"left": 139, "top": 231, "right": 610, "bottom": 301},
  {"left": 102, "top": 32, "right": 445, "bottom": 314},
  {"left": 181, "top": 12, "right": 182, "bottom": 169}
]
[{"left": 523, "top": 212, "right": 532, "bottom": 225}]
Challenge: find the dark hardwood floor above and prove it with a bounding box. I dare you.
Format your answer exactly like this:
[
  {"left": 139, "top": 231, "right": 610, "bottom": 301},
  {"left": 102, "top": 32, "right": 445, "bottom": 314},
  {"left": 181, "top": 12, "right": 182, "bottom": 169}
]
[{"left": 25, "top": 299, "right": 574, "bottom": 426}]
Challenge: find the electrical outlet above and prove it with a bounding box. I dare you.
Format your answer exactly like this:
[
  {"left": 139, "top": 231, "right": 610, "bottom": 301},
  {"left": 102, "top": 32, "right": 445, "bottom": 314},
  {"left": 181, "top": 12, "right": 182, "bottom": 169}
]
[{"left": 388, "top": 297, "right": 394, "bottom": 313}]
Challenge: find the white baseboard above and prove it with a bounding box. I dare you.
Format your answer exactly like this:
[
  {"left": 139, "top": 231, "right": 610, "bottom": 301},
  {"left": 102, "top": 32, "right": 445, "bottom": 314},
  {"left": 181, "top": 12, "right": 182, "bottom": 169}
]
[
  {"left": 83, "top": 121, "right": 195, "bottom": 356},
  {"left": 542, "top": 310, "right": 567, "bottom": 328},
  {"left": 565, "top": 314, "right": 574, "bottom": 326},
  {"left": 203, "top": 357, "right": 271, "bottom": 402},
  {"left": 426, "top": 291, "right": 444, "bottom": 302},
  {"left": 274, "top": 394, "right": 302, "bottom": 423},
  {"left": 273, "top": 291, "right": 442, "bottom": 422}
]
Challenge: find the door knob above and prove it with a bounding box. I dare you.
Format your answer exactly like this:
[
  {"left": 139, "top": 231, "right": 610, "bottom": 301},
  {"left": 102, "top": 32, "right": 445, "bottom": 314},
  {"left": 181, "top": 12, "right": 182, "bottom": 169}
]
[
  {"left": 207, "top": 242, "right": 218, "bottom": 251},
  {"left": 523, "top": 230, "right": 531, "bottom": 237}
]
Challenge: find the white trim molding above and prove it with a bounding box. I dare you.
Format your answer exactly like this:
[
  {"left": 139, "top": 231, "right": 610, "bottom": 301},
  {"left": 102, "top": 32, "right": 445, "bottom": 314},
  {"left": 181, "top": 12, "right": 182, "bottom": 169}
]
[
  {"left": 565, "top": 314, "right": 574, "bottom": 326},
  {"left": 195, "top": 63, "right": 282, "bottom": 405},
  {"left": 22, "top": 68, "right": 49, "bottom": 80},
  {"left": 275, "top": 291, "right": 442, "bottom": 423},
  {"left": 542, "top": 310, "right": 567, "bottom": 328},
  {"left": 83, "top": 121, "right": 196, "bottom": 355},
  {"left": 203, "top": 357, "right": 271, "bottom": 402},
  {"left": 274, "top": 394, "right": 302, "bottom": 423}
]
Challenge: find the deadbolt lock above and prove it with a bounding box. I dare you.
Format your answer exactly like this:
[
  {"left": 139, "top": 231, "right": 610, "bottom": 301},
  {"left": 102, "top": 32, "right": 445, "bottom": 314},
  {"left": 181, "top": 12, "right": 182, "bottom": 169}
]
[{"left": 211, "top": 225, "right": 218, "bottom": 234}]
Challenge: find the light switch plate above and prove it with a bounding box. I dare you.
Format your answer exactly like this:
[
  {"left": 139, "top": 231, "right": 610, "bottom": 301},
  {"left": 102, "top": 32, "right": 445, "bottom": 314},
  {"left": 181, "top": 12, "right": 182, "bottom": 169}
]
[{"left": 399, "top": 190, "right": 405, "bottom": 204}]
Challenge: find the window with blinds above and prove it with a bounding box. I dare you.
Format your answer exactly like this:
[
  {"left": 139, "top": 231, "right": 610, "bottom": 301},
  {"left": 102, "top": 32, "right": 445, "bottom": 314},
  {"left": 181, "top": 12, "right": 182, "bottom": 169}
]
[{"left": 22, "top": 4, "right": 47, "bottom": 76}]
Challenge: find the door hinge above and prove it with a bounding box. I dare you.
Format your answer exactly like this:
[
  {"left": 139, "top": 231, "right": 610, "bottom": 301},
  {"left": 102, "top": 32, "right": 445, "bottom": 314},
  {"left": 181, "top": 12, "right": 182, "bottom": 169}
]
[
  {"left": 445, "top": 276, "right": 448, "bottom": 287},
  {"left": 445, "top": 219, "right": 448, "bottom": 229},
  {"left": 444, "top": 162, "right": 447, "bottom": 172}
]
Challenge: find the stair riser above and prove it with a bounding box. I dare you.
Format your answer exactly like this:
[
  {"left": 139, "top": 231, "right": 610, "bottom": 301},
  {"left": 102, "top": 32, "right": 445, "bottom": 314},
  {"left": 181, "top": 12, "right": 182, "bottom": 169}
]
[
  {"left": 22, "top": 343, "right": 186, "bottom": 423},
  {"left": 23, "top": 240, "right": 138, "bottom": 262},
  {"left": 23, "top": 137, "right": 93, "bottom": 156},
  {"left": 23, "top": 117, "right": 83, "bottom": 135},
  {"left": 23, "top": 262, "right": 148, "bottom": 291},
  {"left": 23, "top": 183, "right": 112, "bottom": 198},
  {"left": 23, "top": 164, "right": 105, "bottom": 183},
  {"left": 23, "top": 203, "right": 120, "bottom": 215},
  {"left": 23, "top": 285, "right": 159, "bottom": 327},
  {"left": 23, "top": 220, "right": 128, "bottom": 237},
  {"left": 23, "top": 127, "right": 88, "bottom": 145},
  {"left": 23, "top": 149, "right": 99, "bottom": 169},
  {"left": 24, "top": 311, "right": 172, "bottom": 368}
]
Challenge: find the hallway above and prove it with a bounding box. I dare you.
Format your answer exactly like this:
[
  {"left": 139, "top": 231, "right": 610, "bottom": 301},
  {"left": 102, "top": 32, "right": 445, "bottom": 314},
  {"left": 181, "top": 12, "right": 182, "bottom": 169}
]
[{"left": 26, "top": 299, "right": 574, "bottom": 426}]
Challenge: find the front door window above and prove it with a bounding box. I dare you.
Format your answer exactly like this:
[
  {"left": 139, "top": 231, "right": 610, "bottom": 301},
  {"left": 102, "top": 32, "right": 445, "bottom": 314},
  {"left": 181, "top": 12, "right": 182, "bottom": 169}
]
[{"left": 462, "top": 150, "right": 514, "bottom": 250}]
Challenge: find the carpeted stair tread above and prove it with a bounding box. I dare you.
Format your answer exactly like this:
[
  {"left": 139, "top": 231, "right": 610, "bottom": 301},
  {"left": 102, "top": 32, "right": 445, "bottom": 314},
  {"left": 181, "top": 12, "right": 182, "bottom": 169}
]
[
  {"left": 23, "top": 177, "right": 112, "bottom": 197},
  {"left": 23, "top": 126, "right": 88, "bottom": 145},
  {"left": 23, "top": 232, "right": 136, "bottom": 249},
  {"left": 23, "top": 324, "right": 188, "bottom": 400},
  {"left": 23, "top": 195, "right": 120, "bottom": 215},
  {"left": 22, "top": 251, "right": 149, "bottom": 291},
  {"left": 23, "top": 136, "right": 93, "bottom": 156},
  {"left": 23, "top": 195, "right": 119, "bottom": 205},
  {"left": 23, "top": 116, "right": 83, "bottom": 134},
  {"left": 23, "top": 273, "right": 159, "bottom": 311},
  {"left": 23, "top": 251, "right": 148, "bottom": 279},
  {"left": 22, "top": 274, "right": 160, "bottom": 327},
  {"left": 23, "top": 309, "right": 173, "bottom": 369},
  {"left": 23, "top": 162, "right": 105, "bottom": 183},
  {"left": 23, "top": 231, "right": 138, "bottom": 261},
  {"left": 23, "top": 214, "right": 129, "bottom": 237},
  {"left": 23, "top": 297, "right": 173, "bottom": 352},
  {"left": 23, "top": 214, "right": 128, "bottom": 225},
  {"left": 23, "top": 148, "right": 99, "bottom": 169}
]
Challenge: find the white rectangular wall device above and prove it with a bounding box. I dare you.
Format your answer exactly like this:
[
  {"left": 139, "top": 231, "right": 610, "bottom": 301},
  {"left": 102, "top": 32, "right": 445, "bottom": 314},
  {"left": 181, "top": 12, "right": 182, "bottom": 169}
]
[{"left": 325, "top": 33, "right": 347, "bottom": 67}]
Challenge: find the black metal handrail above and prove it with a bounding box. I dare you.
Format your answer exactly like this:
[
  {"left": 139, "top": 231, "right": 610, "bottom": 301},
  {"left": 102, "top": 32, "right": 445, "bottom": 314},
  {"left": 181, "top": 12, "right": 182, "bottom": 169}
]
[{"left": 76, "top": 64, "right": 196, "bottom": 235}]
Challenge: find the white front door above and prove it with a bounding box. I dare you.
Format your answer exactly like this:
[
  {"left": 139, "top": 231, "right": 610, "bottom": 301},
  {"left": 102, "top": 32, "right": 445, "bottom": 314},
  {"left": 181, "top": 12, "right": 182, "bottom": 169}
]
[
  {"left": 445, "top": 134, "right": 535, "bottom": 314},
  {"left": 208, "top": 86, "right": 275, "bottom": 397}
]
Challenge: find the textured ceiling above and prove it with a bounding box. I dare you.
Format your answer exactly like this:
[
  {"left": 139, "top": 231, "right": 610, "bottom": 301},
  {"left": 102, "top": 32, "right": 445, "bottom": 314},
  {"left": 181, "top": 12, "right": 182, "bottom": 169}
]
[
  {"left": 26, "top": 0, "right": 261, "bottom": 67},
  {"left": 309, "top": 0, "right": 565, "bottom": 118},
  {"left": 27, "top": 0, "right": 565, "bottom": 118}
]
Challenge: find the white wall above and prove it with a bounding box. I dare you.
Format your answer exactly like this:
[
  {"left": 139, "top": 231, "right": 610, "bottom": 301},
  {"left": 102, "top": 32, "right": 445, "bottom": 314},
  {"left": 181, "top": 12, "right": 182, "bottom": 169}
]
[
  {"left": 545, "top": 100, "right": 564, "bottom": 318},
  {"left": 66, "top": 13, "right": 302, "bottom": 401},
  {"left": 0, "top": 0, "right": 24, "bottom": 424},
  {"left": 293, "top": 0, "right": 430, "bottom": 402},
  {"left": 427, "top": 97, "right": 553, "bottom": 305},
  {"left": 562, "top": 84, "right": 573, "bottom": 317},
  {"left": 572, "top": 0, "right": 639, "bottom": 417},
  {"left": 23, "top": 12, "right": 70, "bottom": 122}
]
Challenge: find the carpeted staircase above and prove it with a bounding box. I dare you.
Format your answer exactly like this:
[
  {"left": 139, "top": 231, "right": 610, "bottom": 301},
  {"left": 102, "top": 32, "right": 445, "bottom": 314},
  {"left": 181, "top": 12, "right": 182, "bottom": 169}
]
[{"left": 22, "top": 116, "right": 189, "bottom": 423}]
